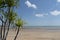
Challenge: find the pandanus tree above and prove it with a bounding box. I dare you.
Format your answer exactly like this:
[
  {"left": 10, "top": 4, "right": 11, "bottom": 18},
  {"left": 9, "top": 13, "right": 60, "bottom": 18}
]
[
  {"left": 0, "top": 0, "right": 20, "bottom": 40},
  {"left": 0, "top": 0, "right": 6, "bottom": 40},
  {"left": 0, "top": 0, "right": 26, "bottom": 40},
  {"left": 3, "top": 0, "right": 19, "bottom": 40},
  {"left": 0, "top": 9, "right": 17, "bottom": 40},
  {"left": 4, "top": 10, "right": 17, "bottom": 40},
  {"left": 14, "top": 18, "right": 24, "bottom": 40}
]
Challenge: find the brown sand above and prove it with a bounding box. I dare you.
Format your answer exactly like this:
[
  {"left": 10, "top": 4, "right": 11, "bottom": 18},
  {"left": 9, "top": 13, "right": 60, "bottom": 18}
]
[{"left": 6, "top": 29, "right": 60, "bottom": 40}]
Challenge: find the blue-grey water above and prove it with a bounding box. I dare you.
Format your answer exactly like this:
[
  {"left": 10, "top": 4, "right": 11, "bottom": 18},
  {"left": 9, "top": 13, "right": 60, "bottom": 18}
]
[
  {"left": 23, "top": 26, "right": 60, "bottom": 31},
  {"left": 24, "top": 26, "right": 60, "bottom": 29}
]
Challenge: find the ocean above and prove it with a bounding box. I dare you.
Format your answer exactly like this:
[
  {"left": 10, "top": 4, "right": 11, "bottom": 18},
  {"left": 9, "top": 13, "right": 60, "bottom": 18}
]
[{"left": 23, "top": 26, "right": 60, "bottom": 31}]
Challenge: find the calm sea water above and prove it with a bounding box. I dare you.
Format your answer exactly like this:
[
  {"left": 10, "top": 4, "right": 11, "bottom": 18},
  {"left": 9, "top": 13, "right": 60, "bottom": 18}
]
[
  {"left": 24, "top": 26, "right": 60, "bottom": 28},
  {"left": 22, "top": 26, "right": 60, "bottom": 31}
]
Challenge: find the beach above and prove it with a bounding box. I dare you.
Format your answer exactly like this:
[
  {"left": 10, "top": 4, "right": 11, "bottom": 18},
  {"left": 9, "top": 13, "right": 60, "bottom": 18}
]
[{"left": 6, "top": 28, "right": 60, "bottom": 40}]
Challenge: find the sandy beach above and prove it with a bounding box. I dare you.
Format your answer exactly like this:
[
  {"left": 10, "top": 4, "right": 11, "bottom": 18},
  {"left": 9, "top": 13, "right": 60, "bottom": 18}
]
[{"left": 6, "top": 28, "right": 60, "bottom": 40}]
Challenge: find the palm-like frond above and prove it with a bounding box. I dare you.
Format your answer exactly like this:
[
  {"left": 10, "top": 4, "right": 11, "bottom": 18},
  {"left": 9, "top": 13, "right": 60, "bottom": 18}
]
[
  {"left": 8, "top": 10, "right": 17, "bottom": 22},
  {"left": 5, "top": 0, "right": 19, "bottom": 7},
  {"left": 15, "top": 18, "right": 24, "bottom": 28}
]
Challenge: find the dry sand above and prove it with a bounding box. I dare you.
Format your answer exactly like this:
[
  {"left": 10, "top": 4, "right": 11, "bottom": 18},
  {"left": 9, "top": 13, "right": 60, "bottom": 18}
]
[{"left": 6, "top": 28, "right": 60, "bottom": 40}]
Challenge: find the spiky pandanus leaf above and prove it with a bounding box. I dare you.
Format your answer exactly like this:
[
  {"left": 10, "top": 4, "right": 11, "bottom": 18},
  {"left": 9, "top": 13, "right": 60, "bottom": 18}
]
[
  {"left": 15, "top": 18, "right": 23, "bottom": 28},
  {"left": 5, "top": 0, "right": 19, "bottom": 7},
  {"left": 8, "top": 11, "right": 17, "bottom": 22}
]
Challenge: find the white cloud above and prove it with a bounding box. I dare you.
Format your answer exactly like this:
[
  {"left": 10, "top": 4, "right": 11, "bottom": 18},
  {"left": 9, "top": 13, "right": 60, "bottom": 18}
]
[
  {"left": 57, "top": 0, "right": 60, "bottom": 2},
  {"left": 25, "top": 0, "right": 37, "bottom": 9},
  {"left": 50, "top": 10, "right": 60, "bottom": 16},
  {"left": 32, "top": 4, "right": 37, "bottom": 9},
  {"left": 35, "top": 14, "right": 44, "bottom": 17},
  {"left": 35, "top": 13, "right": 48, "bottom": 17}
]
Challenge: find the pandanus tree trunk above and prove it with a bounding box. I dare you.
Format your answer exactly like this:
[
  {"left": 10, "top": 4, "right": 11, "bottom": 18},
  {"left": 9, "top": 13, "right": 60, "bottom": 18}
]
[
  {"left": 0, "top": 16, "right": 3, "bottom": 40},
  {"left": 14, "top": 27, "right": 20, "bottom": 40},
  {"left": 0, "top": 19, "right": 3, "bottom": 40},
  {"left": 4, "top": 21, "right": 10, "bottom": 40},
  {"left": 2, "top": 19, "right": 7, "bottom": 40},
  {"left": 4, "top": 7, "right": 11, "bottom": 40},
  {"left": 3, "top": 7, "right": 10, "bottom": 40}
]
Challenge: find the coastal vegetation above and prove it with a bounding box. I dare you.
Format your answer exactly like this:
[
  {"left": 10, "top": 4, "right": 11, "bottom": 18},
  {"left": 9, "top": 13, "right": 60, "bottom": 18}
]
[{"left": 0, "top": 0, "right": 24, "bottom": 40}]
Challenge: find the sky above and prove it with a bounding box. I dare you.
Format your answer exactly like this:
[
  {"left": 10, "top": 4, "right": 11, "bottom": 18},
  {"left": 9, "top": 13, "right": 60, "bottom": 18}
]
[{"left": 17, "top": 0, "right": 60, "bottom": 26}]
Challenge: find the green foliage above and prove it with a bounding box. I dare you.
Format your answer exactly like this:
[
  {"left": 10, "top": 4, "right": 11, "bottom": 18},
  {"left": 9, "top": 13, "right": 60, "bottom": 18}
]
[
  {"left": 8, "top": 10, "right": 17, "bottom": 22},
  {"left": 0, "top": 0, "right": 6, "bottom": 8},
  {"left": 0, "top": 10, "right": 17, "bottom": 23},
  {"left": 0, "top": 0, "right": 21, "bottom": 40},
  {"left": 0, "top": 0, "right": 3, "bottom": 5},
  {"left": 5, "top": 0, "right": 19, "bottom": 7},
  {"left": 0, "top": 0, "right": 3, "bottom": 8},
  {"left": 15, "top": 18, "right": 24, "bottom": 28},
  {"left": 0, "top": 0, "right": 19, "bottom": 8}
]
